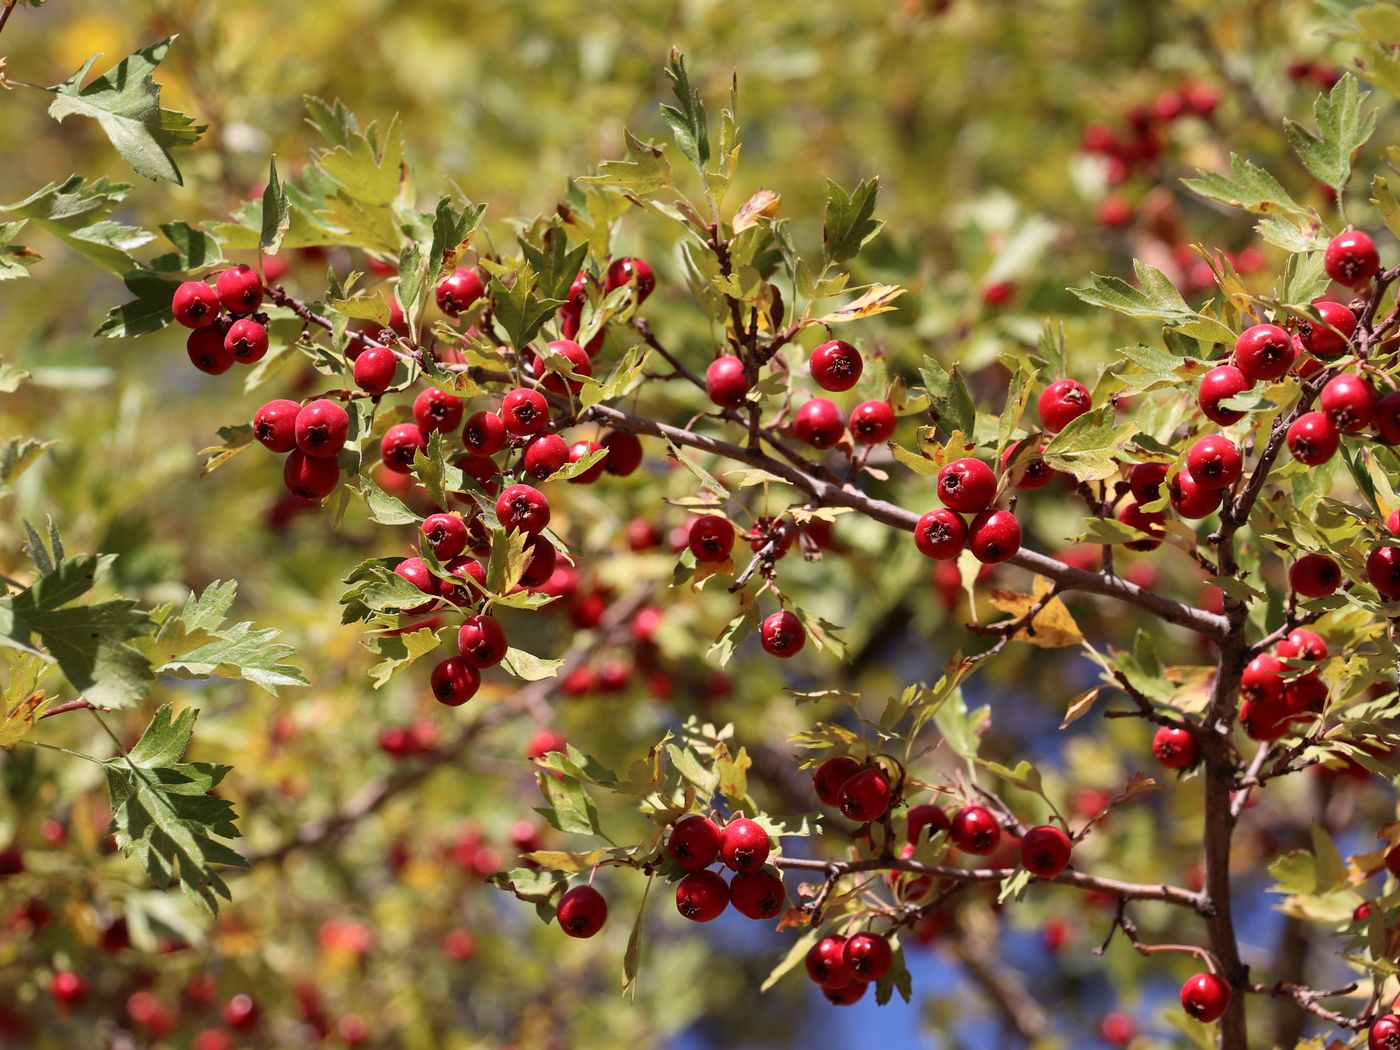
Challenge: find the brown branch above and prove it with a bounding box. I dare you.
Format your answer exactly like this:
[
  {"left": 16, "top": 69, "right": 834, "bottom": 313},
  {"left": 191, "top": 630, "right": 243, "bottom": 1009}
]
[{"left": 1245, "top": 981, "right": 1364, "bottom": 1030}]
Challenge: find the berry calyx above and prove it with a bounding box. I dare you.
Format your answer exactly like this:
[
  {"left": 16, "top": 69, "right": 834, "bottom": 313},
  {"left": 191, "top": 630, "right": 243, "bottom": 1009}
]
[
  {"left": 1197, "top": 365, "right": 1252, "bottom": 425},
  {"left": 1324, "top": 229, "right": 1380, "bottom": 286},
  {"left": 914, "top": 509, "right": 967, "bottom": 561},
  {"left": 813, "top": 756, "right": 862, "bottom": 806},
  {"left": 352, "top": 346, "right": 397, "bottom": 394},
  {"left": 949, "top": 804, "right": 1002, "bottom": 855},
  {"left": 675, "top": 870, "right": 730, "bottom": 922},
  {"left": 705, "top": 356, "right": 750, "bottom": 408},
  {"left": 456, "top": 614, "right": 508, "bottom": 668},
  {"left": 495, "top": 484, "right": 551, "bottom": 534},
  {"left": 849, "top": 400, "right": 896, "bottom": 444},
  {"left": 421, "top": 513, "right": 469, "bottom": 561},
  {"left": 1320, "top": 374, "right": 1376, "bottom": 433},
  {"left": 1285, "top": 411, "right": 1339, "bottom": 465},
  {"left": 843, "top": 933, "right": 893, "bottom": 981},
  {"left": 1179, "top": 972, "right": 1231, "bottom": 1023},
  {"left": 1290, "top": 553, "right": 1341, "bottom": 598},
  {"left": 688, "top": 514, "right": 736, "bottom": 562},
  {"left": 1369, "top": 1015, "right": 1400, "bottom": 1050},
  {"left": 936, "top": 458, "right": 997, "bottom": 513},
  {"left": 805, "top": 935, "right": 853, "bottom": 989},
  {"left": 719, "top": 817, "right": 771, "bottom": 873},
  {"left": 295, "top": 399, "right": 350, "bottom": 459},
  {"left": 1153, "top": 725, "right": 1201, "bottom": 769},
  {"left": 1185, "top": 435, "right": 1242, "bottom": 490},
  {"left": 666, "top": 815, "right": 722, "bottom": 872},
  {"left": 224, "top": 318, "right": 268, "bottom": 363},
  {"left": 809, "top": 340, "right": 864, "bottom": 391},
  {"left": 968, "top": 509, "right": 1022, "bottom": 563},
  {"left": 172, "top": 281, "right": 219, "bottom": 328},
  {"left": 793, "top": 398, "right": 845, "bottom": 448},
  {"left": 430, "top": 657, "right": 481, "bottom": 707},
  {"left": 436, "top": 268, "right": 485, "bottom": 315},
  {"left": 838, "top": 767, "right": 892, "bottom": 822},
  {"left": 1020, "top": 824, "right": 1072, "bottom": 878},
  {"left": 1232, "top": 324, "right": 1294, "bottom": 382},
  {"left": 1038, "top": 379, "right": 1091, "bottom": 433},
  {"left": 729, "top": 870, "right": 786, "bottom": 920},
  {"left": 215, "top": 264, "right": 264, "bottom": 314},
  {"left": 380, "top": 423, "right": 428, "bottom": 474},
  {"left": 501, "top": 388, "right": 550, "bottom": 437},
  {"left": 413, "top": 388, "right": 465, "bottom": 434},
  {"left": 556, "top": 885, "right": 607, "bottom": 938},
  {"left": 462, "top": 411, "right": 507, "bottom": 456}
]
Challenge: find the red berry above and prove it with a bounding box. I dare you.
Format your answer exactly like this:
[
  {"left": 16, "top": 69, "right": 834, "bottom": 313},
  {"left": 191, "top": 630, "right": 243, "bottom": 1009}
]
[
  {"left": 849, "top": 400, "right": 896, "bottom": 444},
  {"left": 1325, "top": 230, "right": 1380, "bottom": 286},
  {"left": 1369, "top": 545, "right": 1400, "bottom": 599},
  {"left": 688, "top": 514, "right": 735, "bottom": 562},
  {"left": 283, "top": 451, "right": 340, "bottom": 500},
  {"left": 501, "top": 388, "right": 550, "bottom": 437},
  {"left": 1290, "top": 553, "right": 1341, "bottom": 598},
  {"left": 907, "top": 803, "right": 950, "bottom": 842},
  {"left": 1283, "top": 672, "right": 1327, "bottom": 715},
  {"left": 1377, "top": 392, "right": 1400, "bottom": 444},
  {"left": 822, "top": 980, "right": 870, "bottom": 1006},
  {"left": 393, "top": 557, "right": 438, "bottom": 614},
  {"left": 187, "top": 328, "right": 235, "bottom": 374},
  {"left": 527, "top": 729, "right": 567, "bottom": 760},
  {"left": 51, "top": 971, "right": 86, "bottom": 1006},
  {"left": 414, "top": 388, "right": 464, "bottom": 434},
  {"left": 1241, "top": 694, "right": 1291, "bottom": 740},
  {"left": 1185, "top": 435, "right": 1242, "bottom": 490},
  {"left": 1320, "top": 374, "right": 1375, "bottom": 433},
  {"left": 1097, "top": 196, "right": 1133, "bottom": 229},
  {"left": 968, "top": 509, "right": 1021, "bottom": 563},
  {"left": 1180, "top": 972, "right": 1231, "bottom": 1023},
  {"left": 730, "top": 869, "right": 786, "bottom": 920},
  {"left": 1286, "top": 411, "right": 1339, "bottom": 465},
  {"left": 455, "top": 454, "right": 500, "bottom": 496},
  {"left": 675, "top": 870, "right": 730, "bottom": 922},
  {"left": 1369, "top": 1014, "right": 1400, "bottom": 1050},
  {"left": 430, "top": 657, "right": 481, "bottom": 707},
  {"left": 457, "top": 614, "right": 507, "bottom": 668},
  {"left": 380, "top": 423, "right": 427, "bottom": 474},
  {"left": 950, "top": 805, "right": 1002, "bottom": 855},
  {"left": 421, "top": 513, "right": 468, "bottom": 560},
  {"left": 1128, "top": 462, "right": 1169, "bottom": 505},
  {"left": 1241, "top": 653, "right": 1285, "bottom": 704},
  {"left": 193, "top": 1030, "right": 232, "bottom": 1050},
  {"left": 719, "top": 818, "right": 771, "bottom": 873},
  {"left": 1354, "top": 902, "right": 1373, "bottom": 923},
  {"left": 1118, "top": 502, "right": 1165, "bottom": 552},
  {"left": 1182, "top": 80, "right": 1220, "bottom": 116},
  {"left": 215, "top": 264, "right": 264, "bottom": 314},
  {"left": 172, "top": 281, "right": 219, "bottom": 328},
  {"left": 604, "top": 257, "right": 655, "bottom": 302},
  {"left": 1232, "top": 324, "right": 1294, "bottom": 381},
  {"left": 937, "top": 458, "right": 997, "bottom": 512},
  {"left": 520, "top": 535, "right": 557, "bottom": 588},
  {"left": 793, "top": 398, "right": 845, "bottom": 448},
  {"left": 1277, "top": 628, "right": 1327, "bottom": 662},
  {"left": 809, "top": 340, "right": 863, "bottom": 392},
  {"left": 495, "top": 484, "right": 550, "bottom": 534},
  {"left": 353, "top": 346, "right": 397, "bottom": 393},
  {"left": 224, "top": 994, "right": 259, "bottom": 1030},
  {"left": 666, "top": 815, "right": 722, "bottom": 872},
  {"left": 436, "top": 268, "right": 485, "bottom": 315},
  {"left": 1038, "top": 379, "right": 1091, "bottom": 433},
  {"left": 522, "top": 434, "right": 570, "bottom": 480},
  {"left": 254, "top": 399, "right": 300, "bottom": 452},
  {"left": 760, "top": 610, "right": 805, "bottom": 658},
  {"left": 813, "top": 756, "right": 862, "bottom": 807},
  {"left": 1153, "top": 725, "right": 1200, "bottom": 769},
  {"left": 914, "top": 509, "right": 967, "bottom": 560},
  {"left": 1197, "top": 365, "right": 1253, "bottom": 425},
  {"left": 1020, "top": 824, "right": 1072, "bottom": 877},
  {"left": 1169, "top": 470, "right": 1223, "bottom": 519},
  {"left": 224, "top": 318, "right": 268, "bottom": 363},
  {"left": 556, "top": 885, "right": 607, "bottom": 938},
  {"left": 705, "top": 356, "right": 750, "bottom": 408},
  {"left": 566, "top": 440, "right": 607, "bottom": 484},
  {"left": 839, "top": 767, "right": 892, "bottom": 822},
  {"left": 600, "top": 430, "right": 644, "bottom": 476},
  {"left": 1390, "top": 508, "right": 1400, "bottom": 536},
  {"left": 805, "top": 935, "right": 853, "bottom": 989},
  {"left": 295, "top": 399, "right": 350, "bottom": 459},
  {"left": 462, "top": 411, "right": 507, "bottom": 456},
  {"left": 1301, "top": 300, "right": 1357, "bottom": 357},
  {"left": 843, "top": 933, "right": 893, "bottom": 981},
  {"left": 532, "top": 339, "right": 593, "bottom": 394}
]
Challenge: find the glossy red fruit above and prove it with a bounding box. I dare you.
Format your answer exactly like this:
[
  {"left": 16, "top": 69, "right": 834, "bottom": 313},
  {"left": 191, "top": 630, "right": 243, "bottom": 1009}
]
[
  {"left": 843, "top": 933, "right": 893, "bottom": 981},
  {"left": 556, "top": 885, "right": 607, "bottom": 938},
  {"left": 224, "top": 318, "right": 268, "bottom": 363},
  {"left": 1277, "top": 628, "right": 1327, "bottom": 662},
  {"left": 730, "top": 870, "right": 786, "bottom": 920},
  {"left": 1369, "top": 1014, "right": 1400, "bottom": 1050},
  {"left": 1128, "top": 462, "right": 1169, "bottom": 505},
  {"left": 813, "top": 756, "right": 862, "bottom": 806},
  {"left": 720, "top": 818, "right": 771, "bottom": 873},
  {"left": 283, "top": 451, "right": 340, "bottom": 500},
  {"left": 907, "top": 803, "right": 950, "bottom": 842},
  {"left": 914, "top": 509, "right": 967, "bottom": 560},
  {"left": 1169, "top": 470, "right": 1224, "bottom": 519},
  {"left": 522, "top": 434, "right": 570, "bottom": 480},
  {"left": 1369, "top": 546, "right": 1400, "bottom": 599},
  {"left": 688, "top": 514, "right": 736, "bottom": 562},
  {"left": 414, "top": 388, "right": 465, "bottom": 434},
  {"left": 532, "top": 340, "right": 592, "bottom": 394},
  {"left": 1232, "top": 324, "right": 1294, "bottom": 381},
  {"left": 805, "top": 935, "right": 853, "bottom": 989},
  {"left": 822, "top": 980, "right": 870, "bottom": 1006},
  {"left": 455, "top": 454, "right": 500, "bottom": 497},
  {"left": 462, "top": 411, "right": 507, "bottom": 456},
  {"left": 666, "top": 816, "right": 722, "bottom": 872},
  {"left": 1241, "top": 694, "right": 1291, "bottom": 741},
  {"left": 705, "top": 356, "right": 750, "bottom": 408},
  {"left": 760, "top": 610, "right": 806, "bottom": 658},
  {"left": 224, "top": 994, "right": 259, "bottom": 1030},
  {"left": 51, "top": 971, "right": 86, "bottom": 1006},
  {"left": 295, "top": 399, "right": 350, "bottom": 459},
  {"left": 1038, "top": 379, "right": 1091, "bottom": 433},
  {"left": 501, "top": 388, "right": 550, "bottom": 437},
  {"left": 253, "top": 400, "right": 301, "bottom": 452},
  {"left": 187, "top": 328, "right": 235, "bottom": 374},
  {"left": 380, "top": 423, "right": 428, "bottom": 473},
  {"left": 172, "top": 281, "right": 219, "bottom": 328},
  {"left": 353, "top": 346, "right": 397, "bottom": 393},
  {"left": 950, "top": 805, "right": 1002, "bottom": 855},
  {"left": 1325, "top": 230, "right": 1380, "bottom": 286},
  {"left": 1180, "top": 972, "right": 1231, "bottom": 1022},
  {"left": 457, "top": 614, "right": 507, "bottom": 668},
  {"left": 421, "top": 513, "right": 468, "bottom": 561},
  {"left": 1153, "top": 725, "right": 1200, "bottom": 769},
  {"left": 1390, "top": 508, "right": 1400, "bottom": 536},
  {"left": 1197, "top": 365, "right": 1253, "bottom": 425},
  {"left": 1321, "top": 374, "right": 1375, "bottom": 433},
  {"left": 675, "top": 870, "right": 730, "bottom": 922},
  {"left": 1290, "top": 553, "right": 1341, "bottom": 598},
  {"left": 1302, "top": 300, "right": 1358, "bottom": 357},
  {"left": 519, "top": 535, "right": 557, "bottom": 588},
  {"left": 436, "top": 268, "right": 485, "bottom": 315},
  {"left": 849, "top": 400, "right": 896, "bottom": 444},
  {"left": 793, "top": 398, "right": 845, "bottom": 448},
  {"left": 496, "top": 484, "right": 551, "bottom": 534},
  {"left": 1020, "top": 825, "right": 1072, "bottom": 877},
  {"left": 600, "top": 430, "right": 644, "bottom": 475},
  {"left": 1377, "top": 392, "right": 1400, "bottom": 444},
  {"left": 393, "top": 557, "right": 439, "bottom": 614},
  {"left": 968, "top": 509, "right": 1021, "bottom": 563},
  {"left": 937, "top": 458, "right": 997, "bottom": 512},
  {"left": 567, "top": 440, "right": 607, "bottom": 484},
  {"left": 215, "top": 264, "right": 264, "bottom": 314},
  {"left": 1241, "top": 653, "right": 1285, "bottom": 704},
  {"left": 839, "top": 767, "right": 892, "bottom": 822},
  {"left": 1286, "top": 411, "right": 1339, "bottom": 465},
  {"left": 430, "top": 657, "right": 481, "bottom": 706},
  {"left": 1283, "top": 673, "right": 1327, "bottom": 715},
  {"left": 1185, "top": 435, "right": 1242, "bottom": 489},
  {"left": 809, "top": 340, "right": 863, "bottom": 391},
  {"left": 1118, "top": 502, "right": 1165, "bottom": 552},
  {"left": 604, "top": 257, "right": 655, "bottom": 302}
]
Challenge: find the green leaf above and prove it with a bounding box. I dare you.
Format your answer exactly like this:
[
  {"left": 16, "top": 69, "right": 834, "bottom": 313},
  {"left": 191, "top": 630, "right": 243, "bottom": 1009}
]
[
  {"left": 1071, "top": 260, "right": 1192, "bottom": 323},
  {"left": 94, "top": 270, "right": 181, "bottom": 338},
  {"left": 537, "top": 771, "right": 605, "bottom": 837},
  {"left": 708, "top": 599, "right": 761, "bottom": 668},
  {"left": 489, "top": 270, "right": 564, "bottom": 349},
  {"left": 660, "top": 49, "right": 710, "bottom": 175},
  {"left": 0, "top": 221, "right": 42, "bottom": 280},
  {"left": 46, "top": 37, "right": 200, "bottom": 185},
  {"left": 355, "top": 475, "right": 420, "bottom": 526},
  {"left": 3, "top": 176, "right": 154, "bottom": 274},
  {"left": 148, "top": 221, "right": 223, "bottom": 273},
  {"left": 1040, "top": 404, "right": 1137, "bottom": 482},
  {"left": 428, "top": 196, "right": 487, "bottom": 281},
  {"left": 411, "top": 431, "right": 466, "bottom": 511},
  {"left": 0, "top": 437, "right": 54, "bottom": 491},
  {"left": 1284, "top": 74, "right": 1377, "bottom": 196},
  {"left": 518, "top": 219, "right": 589, "bottom": 303},
  {"left": 500, "top": 648, "right": 564, "bottom": 682},
  {"left": 822, "top": 177, "right": 883, "bottom": 265},
  {"left": 1182, "top": 153, "right": 1310, "bottom": 220},
  {"left": 395, "top": 241, "right": 431, "bottom": 337},
  {"left": 259, "top": 156, "right": 290, "bottom": 255},
  {"left": 577, "top": 129, "right": 674, "bottom": 196},
  {"left": 339, "top": 560, "right": 438, "bottom": 623},
  {"left": 919, "top": 357, "right": 976, "bottom": 437},
  {"left": 362, "top": 627, "right": 444, "bottom": 689}
]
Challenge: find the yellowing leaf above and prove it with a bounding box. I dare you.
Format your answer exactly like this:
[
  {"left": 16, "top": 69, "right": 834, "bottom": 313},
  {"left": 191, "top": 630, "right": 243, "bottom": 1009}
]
[
  {"left": 985, "top": 587, "right": 1083, "bottom": 648},
  {"left": 733, "top": 189, "right": 780, "bottom": 233},
  {"left": 808, "top": 283, "right": 906, "bottom": 326}
]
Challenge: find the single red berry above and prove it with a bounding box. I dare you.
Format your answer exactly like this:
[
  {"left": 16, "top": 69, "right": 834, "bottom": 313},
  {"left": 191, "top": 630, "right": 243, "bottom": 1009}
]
[
  {"left": 1180, "top": 972, "right": 1231, "bottom": 1022},
  {"left": 1100, "top": 1013, "right": 1137, "bottom": 1046},
  {"left": 1277, "top": 628, "right": 1327, "bottom": 662},
  {"left": 1185, "top": 435, "right": 1242, "bottom": 490},
  {"left": 1290, "top": 553, "right": 1341, "bottom": 598},
  {"left": 600, "top": 430, "right": 644, "bottom": 476},
  {"left": 495, "top": 484, "right": 551, "bottom": 534},
  {"left": 380, "top": 423, "right": 428, "bottom": 474},
  {"left": 1286, "top": 411, "right": 1340, "bottom": 465},
  {"left": 729, "top": 869, "right": 786, "bottom": 920},
  {"left": 822, "top": 980, "right": 870, "bottom": 1006},
  {"left": 1168, "top": 470, "right": 1223, "bottom": 519},
  {"left": 705, "top": 356, "right": 750, "bottom": 408},
  {"left": 849, "top": 400, "right": 896, "bottom": 444},
  {"left": 393, "top": 557, "right": 438, "bottom": 614},
  {"left": 353, "top": 346, "right": 397, "bottom": 393},
  {"left": 907, "top": 803, "right": 950, "bottom": 842},
  {"left": 1320, "top": 374, "right": 1375, "bottom": 433},
  {"left": 1182, "top": 80, "right": 1220, "bottom": 116},
  {"left": 556, "top": 885, "right": 607, "bottom": 938},
  {"left": 719, "top": 818, "right": 771, "bottom": 873},
  {"left": 1283, "top": 672, "right": 1328, "bottom": 715},
  {"left": 950, "top": 805, "right": 1002, "bottom": 855},
  {"left": 675, "top": 870, "right": 730, "bottom": 922},
  {"left": 688, "top": 514, "right": 736, "bottom": 562},
  {"left": 1096, "top": 196, "right": 1133, "bottom": 229},
  {"left": 1128, "top": 462, "right": 1169, "bottom": 505},
  {"left": 813, "top": 756, "right": 862, "bottom": 807},
  {"left": 1301, "top": 300, "right": 1358, "bottom": 357},
  {"left": 455, "top": 454, "right": 500, "bottom": 496},
  {"left": 666, "top": 816, "right": 722, "bottom": 872},
  {"left": 1232, "top": 324, "right": 1294, "bottom": 381},
  {"left": 567, "top": 440, "right": 607, "bottom": 484},
  {"left": 295, "top": 399, "right": 350, "bottom": 459},
  {"left": 187, "top": 328, "right": 234, "bottom": 374},
  {"left": 430, "top": 657, "right": 481, "bottom": 707},
  {"left": 501, "top": 388, "right": 550, "bottom": 437},
  {"left": 215, "top": 264, "right": 264, "bottom": 314},
  {"left": 1377, "top": 392, "right": 1400, "bottom": 444},
  {"left": 283, "top": 451, "right": 340, "bottom": 500},
  {"left": 253, "top": 399, "right": 301, "bottom": 452},
  {"left": 968, "top": 509, "right": 1022, "bottom": 563},
  {"left": 414, "top": 388, "right": 465, "bottom": 434},
  {"left": 527, "top": 728, "right": 567, "bottom": 760},
  {"left": 1325, "top": 230, "right": 1380, "bottom": 286},
  {"left": 519, "top": 534, "right": 557, "bottom": 588},
  {"left": 1002, "top": 440, "right": 1056, "bottom": 489},
  {"left": 223, "top": 994, "right": 259, "bottom": 1031},
  {"left": 805, "top": 935, "right": 853, "bottom": 989},
  {"left": 839, "top": 767, "right": 892, "bottom": 822},
  {"left": 1240, "top": 694, "right": 1291, "bottom": 740},
  {"left": 1020, "top": 825, "right": 1072, "bottom": 877},
  {"left": 224, "top": 318, "right": 268, "bottom": 363},
  {"left": 843, "top": 933, "right": 893, "bottom": 981},
  {"left": 1197, "top": 365, "right": 1253, "bottom": 425},
  {"left": 532, "top": 339, "right": 593, "bottom": 394},
  {"left": 421, "top": 513, "right": 468, "bottom": 561},
  {"left": 1241, "top": 653, "right": 1285, "bottom": 704},
  {"left": 462, "top": 411, "right": 507, "bottom": 456},
  {"left": 760, "top": 610, "right": 806, "bottom": 658},
  {"left": 1369, "top": 1014, "right": 1400, "bottom": 1050},
  {"left": 1038, "top": 379, "right": 1091, "bottom": 433},
  {"left": 523, "top": 434, "right": 570, "bottom": 480},
  {"left": 1390, "top": 507, "right": 1400, "bottom": 536},
  {"left": 436, "top": 268, "right": 485, "bottom": 315},
  {"left": 457, "top": 614, "right": 507, "bottom": 668},
  {"left": 1354, "top": 902, "right": 1373, "bottom": 923},
  {"left": 1369, "top": 546, "right": 1400, "bottom": 599},
  {"left": 914, "top": 509, "right": 967, "bottom": 560},
  {"left": 172, "top": 281, "right": 219, "bottom": 328},
  {"left": 51, "top": 971, "right": 86, "bottom": 1006},
  {"left": 604, "top": 257, "right": 656, "bottom": 302},
  {"left": 793, "top": 398, "right": 845, "bottom": 448},
  {"left": 1153, "top": 725, "right": 1200, "bottom": 769},
  {"left": 1118, "top": 502, "right": 1165, "bottom": 552},
  {"left": 809, "top": 340, "right": 863, "bottom": 392},
  {"left": 937, "top": 458, "right": 997, "bottom": 512}
]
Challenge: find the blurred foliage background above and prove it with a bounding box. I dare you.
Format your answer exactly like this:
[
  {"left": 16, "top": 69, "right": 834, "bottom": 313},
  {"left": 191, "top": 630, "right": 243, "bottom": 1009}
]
[{"left": 0, "top": 0, "right": 1390, "bottom": 1048}]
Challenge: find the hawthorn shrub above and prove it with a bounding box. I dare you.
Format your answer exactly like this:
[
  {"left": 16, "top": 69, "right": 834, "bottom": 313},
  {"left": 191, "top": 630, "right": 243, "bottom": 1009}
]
[{"left": 11, "top": 2, "right": 1400, "bottom": 1049}]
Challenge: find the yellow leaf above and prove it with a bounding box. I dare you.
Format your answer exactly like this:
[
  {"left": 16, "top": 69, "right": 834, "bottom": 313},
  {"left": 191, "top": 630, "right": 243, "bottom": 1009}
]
[
  {"left": 0, "top": 690, "right": 47, "bottom": 748},
  {"left": 808, "top": 283, "right": 906, "bottom": 326},
  {"left": 733, "top": 188, "right": 780, "bottom": 233},
  {"left": 985, "top": 586, "right": 1083, "bottom": 647},
  {"left": 1060, "top": 686, "right": 1103, "bottom": 729}
]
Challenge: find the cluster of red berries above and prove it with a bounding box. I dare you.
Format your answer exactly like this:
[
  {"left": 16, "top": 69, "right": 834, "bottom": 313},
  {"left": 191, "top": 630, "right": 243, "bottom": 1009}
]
[
  {"left": 172, "top": 266, "right": 270, "bottom": 374},
  {"left": 803, "top": 930, "right": 894, "bottom": 1005}
]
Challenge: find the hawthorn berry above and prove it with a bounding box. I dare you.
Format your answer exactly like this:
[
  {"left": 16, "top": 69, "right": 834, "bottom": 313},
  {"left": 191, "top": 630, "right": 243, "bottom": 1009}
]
[
  {"left": 283, "top": 451, "right": 340, "bottom": 500},
  {"left": 462, "top": 411, "right": 507, "bottom": 456},
  {"left": 729, "top": 870, "right": 786, "bottom": 920},
  {"left": 225, "top": 318, "right": 268, "bottom": 363},
  {"left": 1000, "top": 439, "right": 1055, "bottom": 489},
  {"left": 1301, "top": 299, "right": 1357, "bottom": 357},
  {"left": 353, "top": 346, "right": 397, "bottom": 393},
  {"left": 849, "top": 400, "right": 896, "bottom": 444},
  {"left": 187, "top": 328, "right": 235, "bottom": 375},
  {"left": 1232, "top": 323, "right": 1294, "bottom": 381},
  {"left": 520, "top": 535, "right": 558, "bottom": 588},
  {"left": 838, "top": 767, "right": 892, "bottom": 822},
  {"left": 254, "top": 399, "right": 301, "bottom": 452},
  {"left": 1185, "top": 435, "right": 1242, "bottom": 490},
  {"left": 436, "top": 268, "right": 485, "bottom": 315},
  {"left": 1368, "top": 546, "right": 1400, "bottom": 599},
  {"left": 813, "top": 756, "right": 862, "bottom": 806},
  {"left": 172, "top": 281, "right": 219, "bottom": 328},
  {"left": 523, "top": 434, "right": 570, "bottom": 480},
  {"left": 430, "top": 657, "right": 481, "bottom": 707},
  {"left": 809, "top": 340, "right": 863, "bottom": 392},
  {"left": 381, "top": 423, "right": 428, "bottom": 473},
  {"left": 1283, "top": 673, "right": 1327, "bottom": 715},
  {"left": 705, "top": 356, "right": 750, "bottom": 408},
  {"left": 215, "top": 264, "right": 264, "bottom": 314},
  {"left": 793, "top": 398, "right": 845, "bottom": 448},
  {"left": 968, "top": 509, "right": 1022, "bottom": 563},
  {"left": 1324, "top": 229, "right": 1380, "bottom": 286},
  {"left": 414, "top": 388, "right": 465, "bottom": 434},
  {"left": 501, "top": 388, "right": 550, "bottom": 437},
  {"left": 50, "top": 971, "right": 86, "bottom": 1006},
  {"left": 1390, "top": 507, "right": 1400, "bottom": 536},
  {"left": 393, "top": 557, "right": 439, "bottom": 613},
  {"left": 1020, "top": 825, "right": 1072, "bottom": 878},
  {"left": 805, "top": 935, "right": 853, "bottom": 989},
  {"left": 1038, "top": 378, "right": 1091, "bottom": 433},
  {"left": 822, "top": 981, "right": 870, "bottom": 1006},
  {"left": 1285, "top": 411, "right": 1339, "bottom": 465},
  {"left": 567, "top": 440, "right": 607, "bottom": 484},
  {"left": 907, "top": 803, "right": 950, "bottom": 841},
  {"left": 604, "top": 256, "right": 655, "bottom": 302},
  {"left": 1354, "top": 902, "right": 1373, "bottom": 923},
  {"left": 1370, "top": 1015, "right": 1400, "bottom": 1050},
  {"left": 760, "top": 610, "right": 806, "bottom": 658},
  {"left": 949, "top": 805, "right": 1002, "bottom": 855},
  {"left": 1290, "top": 553, "right": 1341, "bottom": 598},
  {"left": 843, "top": 933, "right": 893, "bottom": 981},
  {"left": 1128, "top": 462, "right": 1168, "bottom": 505},
  {"left": 527, "top": 729, "right": 567, "bottom": 760},
  {"left": 532, "top": 339, "right": 592, "bottom": 394},
  {"left": 666, "top": 815, "right": 722, "bottom": 872},
  {"left": 600, "top": 430, "right": 644, "bottom": 475},
  {"left": 1241, "top": 653, "right": 1285, "bottom": 704},
  {"left": 556, "top": 885, "right": 607, "bottom": 938},
  {"left": 295, "top": 399, "right": 350, "bottom": 459},
  {"left": 1118, "top": 502, "right": 1164, "bottom": 552},
  {"left": 1197, "top": 365, "right": 1252, "bottom": 425},
  {"left": 496, "top": 484, "right": 551, "bottom": 534},
  {"left": 457, "top": 614, "right": 507, "bottom": 668},
  {"left": 1179, "top": 972, "right": 1231, "bottom": 1023},
  {"left": 688, "top": 514, "right": 736, "bottom": 562},
  {"left": 1320, "top": 374, "right": 1375, "bottom": 433},
  {"left": 1277, "top": 628, "right": 1327, "bottom": 662},
  {"left": 1377, "top": 391, "right": 1400, "bottom": 444},
  {"left": 937, "top": 458, "right": 997, "bottom": 512},
  {"left": 224, "top": 994, "right": 259, "bottom": 1030},
  {"left": 455, "top": 454, "right": 500, "bottom": 496},
  {"left": 914, "top": 508, "right": 967, "bottom": 560},
  {"left": 719, "top": 817, "right": 771, "bottom": 873},
  {"left": 675, "top": 870, "right": 730, "bottom": 922},
  {"left": 421, "top": 514, "right": 469, "bottom": 561},
  {"left": 1240, "top": 694, "right": 1291, "bottom": 740},
  {"left": 1153, "top": 725, "right": 1200, "bottom": 769}
]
